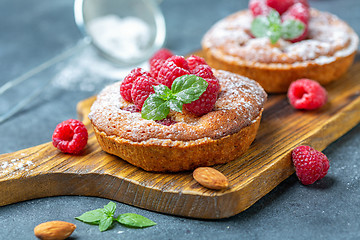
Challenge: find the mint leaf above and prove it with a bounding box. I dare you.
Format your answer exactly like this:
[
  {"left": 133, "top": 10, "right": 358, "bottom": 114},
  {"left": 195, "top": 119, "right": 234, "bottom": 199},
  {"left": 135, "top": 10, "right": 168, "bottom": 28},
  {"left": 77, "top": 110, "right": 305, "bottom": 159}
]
[
  {"left": 141, "top": 75, "right": 209, "bottom": 120},
  {"left": 251, "top": 9, "right": 305, "bottom": 43},
  {"left": 172, "top": 75, "right": 208, "bottom": 104},
  {"left": 281, "top": 19, "right": 305, "bottom": 40},
  {"left": 76, "top": 201, "right": 158, "bottom": 232},
  {"left": 168, "top": 99, "right": 183, "bottom": 112},
  {"left": 268, "top": 25, "right": 282, "bottom": 44},
  {"left": 153, "top": 84, "right": 172, "bottom": 99},
  {"left": 267, "top": 9, "right": 281, "bottom": 26},
  {"left": 99, "top": 216, "right": 114, "bottom": 232},
  {"left": 75, "top": 209, "right": 106, "bottom": 224},
  {"left": 141, "top": 94, "right": 170, "bottom": 120},
  {"left": 251, "top": 16, "right": 269, "bottom": 38},
  {"left": 103, "top": 201, "right": 116, "bottom": 216},
  {"left": 116, "top": 213, "right": 156, "bottom": 228}
]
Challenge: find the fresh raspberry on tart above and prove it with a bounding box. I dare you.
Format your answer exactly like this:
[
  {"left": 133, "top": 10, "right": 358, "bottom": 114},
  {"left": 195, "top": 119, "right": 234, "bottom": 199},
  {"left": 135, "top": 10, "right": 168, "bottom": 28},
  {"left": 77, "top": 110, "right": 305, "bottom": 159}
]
[
  {"left": 131, "top": 75, "right": 159, "bottom": 110},
  {"left": 120, "top": 68, "right": 152, "bottom": 102},
  {"left": 191, "top": 64, "right": 216, "bottom": 80},
  {"left": 157, "top": 56, "right": 191, "bottom": 89},
  {"left": 183, "top": 77, "right": 220, "bottom": 116},
  {"left": 149, "top": 48, "right": 174, "bottom": 62},
  {"left": 249, "top": 0, "right": 271, "bottom": 17},
  {"left": 150, "top": 58, "right": 165, "bottom": 79},
  {"left": 187, "top": 55, "right": 208, "bottom": 71}
]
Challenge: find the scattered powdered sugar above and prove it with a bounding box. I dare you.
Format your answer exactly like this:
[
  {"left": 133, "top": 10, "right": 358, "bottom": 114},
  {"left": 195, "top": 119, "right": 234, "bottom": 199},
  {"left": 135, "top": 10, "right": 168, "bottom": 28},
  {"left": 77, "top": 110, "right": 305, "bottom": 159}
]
[
  {"left": 87, "top": 15, "right": 151, "bottom": 61},
  {"left": 0, "top": 158, "right": 34, "bottom": 176}
]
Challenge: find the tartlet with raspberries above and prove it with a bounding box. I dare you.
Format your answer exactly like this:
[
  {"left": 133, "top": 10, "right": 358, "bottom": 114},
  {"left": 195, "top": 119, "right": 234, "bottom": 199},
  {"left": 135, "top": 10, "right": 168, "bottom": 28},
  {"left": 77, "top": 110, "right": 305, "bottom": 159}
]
[
  {"left": 89, "top": 51, "right": 267, "bottom": 172},
  {"left": 202, "top": 0, "right": 359, "bottom": 93}
]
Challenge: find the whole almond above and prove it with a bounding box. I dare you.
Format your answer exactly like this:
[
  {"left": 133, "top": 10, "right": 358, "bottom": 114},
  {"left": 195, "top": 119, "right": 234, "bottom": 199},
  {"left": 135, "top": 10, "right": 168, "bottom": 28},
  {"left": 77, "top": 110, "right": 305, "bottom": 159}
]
[
  {"left": 34, "top": 221, "right": 76, "bottom": 240},
  {"left": 193, "top": 167, "right": 229, "bottom": 190}
]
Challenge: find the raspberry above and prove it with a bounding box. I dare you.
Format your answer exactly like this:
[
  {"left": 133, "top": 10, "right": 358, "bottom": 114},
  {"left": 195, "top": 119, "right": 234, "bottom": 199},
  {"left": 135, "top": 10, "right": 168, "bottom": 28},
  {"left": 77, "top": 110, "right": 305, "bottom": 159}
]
[
  {"left": 292, "top": 146, "right": 330, "bottom": 185},
  {"left": 187, "top": 55, "right": 207, "bottom": 71},
  {"left": 52, "top": 119, "right": 88, "bottom": 154},
  {"left": 131, "top": 75, "right": 158, "bottom": 110},
  {"left": 184, "top": 78, "right": 220, "bottom": 116},
  {"left": 120, "top": 68, "right": 152, "bottom": 102},
  {"left": 282, "top": 2, "right": 309, "bottom": 24},
  {"left": 249, "top": 0, "right": 271, "bottom": 16},
  {"left": 266, "top": 0, "right": 294, "bottom": 14},
  {"left": 287, "top": 79, "right": 327, "bottom": 110},
  {"left": 281, "top": 3, "right": 310, "bottom": 42},
  {"left": 157, "top": 56, "right": 191, "bottom": 89},
  {"left": 149, "top": 58, "right": 165, "bottom": 79},
  {"left": 192, "top": 64, "right": 216, "bottom": 80},
  {"left": 150, "top": 48, "right": 174, "bottom": 62}
]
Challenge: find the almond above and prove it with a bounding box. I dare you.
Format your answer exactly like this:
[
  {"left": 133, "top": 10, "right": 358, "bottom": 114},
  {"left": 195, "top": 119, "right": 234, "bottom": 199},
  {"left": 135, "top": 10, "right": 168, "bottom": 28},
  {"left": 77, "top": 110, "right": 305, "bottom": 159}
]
[
  {"left": 193, "top": 167, "right": 229, "bottom": 190},
  {"left": 34, "top": 221, "right": 76, "bottom": 240}
]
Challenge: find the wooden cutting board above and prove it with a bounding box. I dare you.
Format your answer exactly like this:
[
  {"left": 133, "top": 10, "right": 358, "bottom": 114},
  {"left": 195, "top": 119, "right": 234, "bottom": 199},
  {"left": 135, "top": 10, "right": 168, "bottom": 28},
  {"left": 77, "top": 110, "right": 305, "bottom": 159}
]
[{"left": 0, "top": 54, "right": 359, "bottom": 219}]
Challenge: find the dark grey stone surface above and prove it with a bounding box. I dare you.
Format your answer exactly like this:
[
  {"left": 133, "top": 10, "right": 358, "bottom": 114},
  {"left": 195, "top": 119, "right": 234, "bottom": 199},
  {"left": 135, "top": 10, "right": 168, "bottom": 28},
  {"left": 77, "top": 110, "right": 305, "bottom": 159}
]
[{"left": 0, "top": 0, "right": 359, "bottom": 239}]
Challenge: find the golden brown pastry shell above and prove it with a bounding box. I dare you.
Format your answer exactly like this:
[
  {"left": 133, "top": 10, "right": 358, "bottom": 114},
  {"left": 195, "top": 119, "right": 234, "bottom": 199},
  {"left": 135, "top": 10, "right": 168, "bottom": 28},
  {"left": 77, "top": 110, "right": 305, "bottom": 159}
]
[
  {"left": 203, "top": 50, "right": 356, "bottom": 93},
  {"left": 92, "top": 111, "right": 262, "bottom": 172}
]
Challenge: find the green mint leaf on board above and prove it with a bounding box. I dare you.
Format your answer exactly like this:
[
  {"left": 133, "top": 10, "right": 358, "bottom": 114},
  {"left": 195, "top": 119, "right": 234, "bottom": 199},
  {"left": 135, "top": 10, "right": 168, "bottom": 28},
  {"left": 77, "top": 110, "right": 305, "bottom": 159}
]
[
  {"left": 75, "top": 209, "right": 107, "bottom": 225},
  {"left": 142, "top": 95, "right": 170, "bottom": 120},
  {"left": 172, "top": 75, "right": 208, "bottom": 104},
  {"left": 99, "top": 216, "right": 114, "bottom": 232},
  {"left": 103, "top": 201, "right": 116, "bottom": 216},
  {"left": 116, "top": 213, "right": 157, "bottom": 228},
  {"left": 141, "top": 75, "right": 208, "bottom": 120},
  {"left": 281, "top": 19, "right": 305, "bottom": 40},
  {"left": 251, "top": 9, "right": 305, "bottom": 44}
]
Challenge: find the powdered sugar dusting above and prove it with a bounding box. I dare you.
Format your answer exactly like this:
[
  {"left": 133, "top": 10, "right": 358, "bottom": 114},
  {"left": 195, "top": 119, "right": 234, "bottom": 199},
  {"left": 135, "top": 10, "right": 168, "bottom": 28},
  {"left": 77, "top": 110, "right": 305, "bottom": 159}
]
[
  {"left": 202, "top": 9, "right": 359, "bottom": 65},
  {"left": 0, "top": 158, "right": 34, "bottom": 176},
  {"left": 89, "top": 70, "right": 266, "bottom": 143}
]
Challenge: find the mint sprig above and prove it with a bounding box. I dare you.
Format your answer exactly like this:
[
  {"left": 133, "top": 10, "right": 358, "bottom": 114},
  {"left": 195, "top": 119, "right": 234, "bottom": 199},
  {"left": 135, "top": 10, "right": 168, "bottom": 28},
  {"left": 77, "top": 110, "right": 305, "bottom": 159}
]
[
  {"left": 251, "top": 10, "right": 305, "bottom": 44},
  {"left": 116, "top": 213, "right": 156, "bottom": 228},
  {"left": 75, "top": 201, "right": 156, "bottom": 232},
  {"left": 141, "top": 75, "right": 208, "bottom": 120}
]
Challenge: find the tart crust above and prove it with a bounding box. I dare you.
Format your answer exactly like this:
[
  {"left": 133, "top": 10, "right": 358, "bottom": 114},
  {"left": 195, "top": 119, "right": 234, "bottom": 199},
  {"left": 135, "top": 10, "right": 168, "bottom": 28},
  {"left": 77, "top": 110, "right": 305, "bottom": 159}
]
[
  {"left": 89, "top": 70, "right": 266, "bottom": 172},
  {"left": 202, "top": 9, "right": 359, "bottom": 93}
]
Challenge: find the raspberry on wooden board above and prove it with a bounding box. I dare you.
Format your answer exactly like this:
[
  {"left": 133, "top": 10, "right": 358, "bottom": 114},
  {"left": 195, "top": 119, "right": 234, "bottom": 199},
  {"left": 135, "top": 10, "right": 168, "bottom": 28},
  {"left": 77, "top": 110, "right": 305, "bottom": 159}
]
[
  {"left": 287, "top": 79, "right": 327, "bottom": 110},
  {"left": 52, "top": 119, "right": 88, "bottom": 154}
]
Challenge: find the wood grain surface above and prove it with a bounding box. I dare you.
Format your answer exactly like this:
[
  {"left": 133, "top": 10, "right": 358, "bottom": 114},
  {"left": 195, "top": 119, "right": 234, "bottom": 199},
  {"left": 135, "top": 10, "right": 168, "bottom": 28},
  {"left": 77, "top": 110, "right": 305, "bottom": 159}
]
[{"left": 0, "top": 55, "right": 359, "bottom": 219}]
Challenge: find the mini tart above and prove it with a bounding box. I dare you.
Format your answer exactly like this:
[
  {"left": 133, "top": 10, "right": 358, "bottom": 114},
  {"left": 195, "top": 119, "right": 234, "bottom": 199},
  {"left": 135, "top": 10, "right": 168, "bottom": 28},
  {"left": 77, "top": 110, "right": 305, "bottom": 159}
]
[
  {"left": 202, "top": 9, "right": 359, "bottom": 93},
  {"left": 89, "top": 70, "right": 267, "bottom": 172}
]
